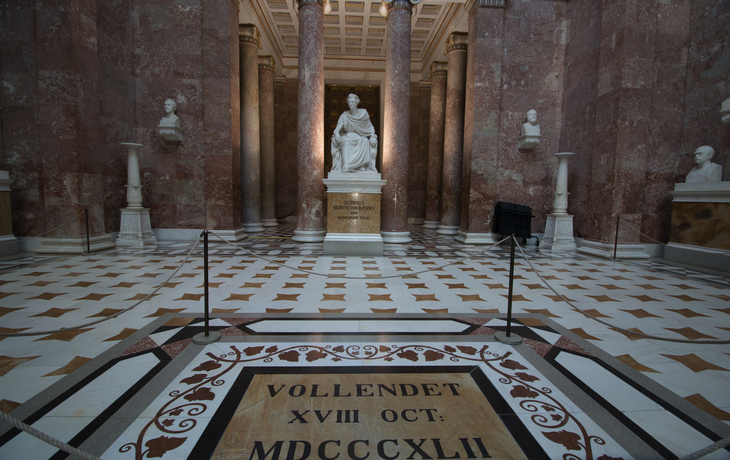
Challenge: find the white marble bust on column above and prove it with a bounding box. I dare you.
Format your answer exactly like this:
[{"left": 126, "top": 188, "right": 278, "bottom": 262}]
[
  {"left": 686, "top": 145, "right": 722, "bottom": 183},
  {"left": 158, "top": 99, "right": 183, "bottom": 142},
  {"left": 518, "top": 109, "right": 541, "bottom": 150}
]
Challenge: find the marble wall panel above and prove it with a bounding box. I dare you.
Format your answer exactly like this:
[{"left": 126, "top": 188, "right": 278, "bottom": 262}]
[{"left": 670, "top": 202, "right": 730, "bottom": 250}]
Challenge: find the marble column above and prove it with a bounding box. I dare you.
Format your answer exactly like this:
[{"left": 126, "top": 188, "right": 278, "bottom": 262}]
[
  {"left": 456, "top": 0, "right": 505, "bottom": 245},
  {"left": 413, "top": 80, "right": 431, "bottom": 225},
  {"left": 424, "top": 61, "right": 448, "bottom": 229},
  {"left": 258, "top": 56, "right": 278, "bottom": 227},
  {"left": 381, "top": 0, "right": 415, "bottom": 243},
  {"left": 437, "top": 33, "right": 468, "bottom": 236},
  {"left": 239, "top": 25, "right": 264, "bottom": 233},
  {"left": 293, "top": 0, "right": 326, "bottom": 242}
]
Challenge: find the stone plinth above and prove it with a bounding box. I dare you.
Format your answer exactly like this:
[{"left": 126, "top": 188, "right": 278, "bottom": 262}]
[
  {"left": 665, "top": 182, "right": 730, "bottom": 271},
  {"left": 116, "top": 207, "right": 157, "bottom": 248},
  {"left": 0, "top": 171, "right": 18, "bottom": 256},
  {"left": 323, "top": 172, "right": 386, "bottom": 256},
  {"left": 541, "top": 214, "right": 577, "bottom": 252}
]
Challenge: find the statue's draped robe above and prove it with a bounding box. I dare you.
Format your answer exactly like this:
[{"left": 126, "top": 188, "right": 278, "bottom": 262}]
[{"left": 331, "top": 108, "right": 377, "bottom": 172}]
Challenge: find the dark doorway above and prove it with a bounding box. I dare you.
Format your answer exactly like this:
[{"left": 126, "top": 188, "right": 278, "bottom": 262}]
[{"left": 324, "top": 84, "right": 380, "bottom": 176}]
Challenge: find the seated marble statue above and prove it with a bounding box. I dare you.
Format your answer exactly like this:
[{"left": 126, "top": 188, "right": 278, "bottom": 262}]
[
  {"left": 159, "top": 99, "right": 181, "bottom": 128},
  {"left": 686, "top": 145, "right": 722, "bottom": 183},
  {"left": 331, "top": 93, "right": 377, "bottom": 173}
]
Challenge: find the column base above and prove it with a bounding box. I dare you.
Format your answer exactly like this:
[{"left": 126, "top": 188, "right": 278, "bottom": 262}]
[
  {"left": 664, "top": 243, "right": 730, "bottom": 273},
  {"left": 577, "top": 240, "right": 649, "bottom": 260},
  {"left": 324, "top": 233, "right": 384, "bottom": 256},
  {"left": 36, "top": 234, "right": 116, "bottom": 254},
  {"left": 292, "top": 229, "right": 326, "bottom": 243},
  {"left": 381, "top": 231, "right": 412, "bottom": 244},
  {"left": 116, "top": 207, "right": 157, "bottom": 248},
  {"left": 454, "top": 231, "right": 500, "bottom": 245},
  {"left": 422, "top": 221, "right": 440, "bottom": 229},
  {"left": 261, "top": 219, "right": 279, "bottom": 227},
  {"left": 541, "top": 214, "right": 577, "bottom": 252},
  {"left": 209, "top": 227, "right": 247, "bottom": 242},
  {"left": 0, "top": 235, "right": 19, "bottom": 257},
  {"left": 242, "top": 222, "right": 265, "bottom": 233},
  {"left": 436, "top": 225, "right": 459, "bottom": 236},
  {"left": 408, "top": 217, "right": 425, "bottom": 225}
]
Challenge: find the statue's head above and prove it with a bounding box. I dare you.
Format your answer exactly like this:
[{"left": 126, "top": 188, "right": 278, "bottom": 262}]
[
  {"left": 526, "top": 109, "right": 537, "bottom": 124},
  {"left": 346, "top": 93, "right": 360, "bottom": 107},
  {"left": 164, "top": 99, "right": 177, "bottom": 115},
  {"left": 694, "top": 145, "right": 715, "bottom": 165}
]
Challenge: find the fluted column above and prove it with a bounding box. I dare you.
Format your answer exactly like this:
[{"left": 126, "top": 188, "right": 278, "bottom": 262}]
[
  {"left": 424, "top": 61, "right": 448, "bottom": 229},
  {"left": 437, "top": 32, "right": 468, "bottom": 235},
  {"left": 292, "top": 0, "right": 326, "bottom": 242},
  {"left": 239, "top": 25, "right": 264, "bottom": 233},
  {"left": 381, "top": 0, "right": 415, "bottom": 244},
  {"left": 258, "top": 56, "right": 278, "bottom": 227}
]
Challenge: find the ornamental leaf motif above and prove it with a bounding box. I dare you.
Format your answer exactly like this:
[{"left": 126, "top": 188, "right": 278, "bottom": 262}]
[
  {"left": 444, "top": 345, "right": 456, "bottom": 353},
  {"left": 265, "top": 346, "right": 279, "bottom": 353},
  {"left": 193, "top": 360, "right": 221, "bottom": 372},
  {"left": 243, "top": 346, "right": 264, "bottom": 356},
  {"left": 397, "top": 350, "right": 419, "bottom": 362},
  {"left": 379, "top": 345, "right": 391, "bottom": 352},
  {"left": 306, "top": 350, "right": 327, "bottom": 362},
  {"left": 168, "top": 408, "right": 183, "bottom": 416},
  {"left": 278, "top": 350, "right": 300, "bottom": 362},
  {"left": 424, "top": 350, "right": 444, "bottom": 362},
  {"left": 180, "top": 374, "right": 206, "bottom": 385},
  {"left": 514, "top": 372, "right": 539, "bottom": 382},
  {"left": 145, "top": 436, "right": 187, "bottom": 458},
  {"left": 184, "top": 387, "right": 215, "bottom": 402},
  {"left": 332, "top": 345, "right": 345, "bottom": 352},
  {"left": 161, "top": 419, "right": 174, "bottom": 427},
  {"left": 500, "top": 359, "right": 528, "bottom": 370},
  {"left": 510, "top": 384, "right": 539, "bottom": 399},
  {"left": 456, "top": 345, "right": 477, "bottom": 355},
  {"left": 543, "top": 430, "right": 582, "bottom": 451}
]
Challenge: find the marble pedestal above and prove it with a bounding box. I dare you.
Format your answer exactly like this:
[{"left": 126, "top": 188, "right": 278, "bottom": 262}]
[
  {"left": 116, "top": 208, "right": 157, "bottom": 248},
  {"left": 37, "top": 235, "right": 116, "bottom": 254},
  {"left": 541, "top": 214, "right": 577, "bottom": 252},
  {"left": 323, "top": 172, "right": 386, "bottom": 256}
]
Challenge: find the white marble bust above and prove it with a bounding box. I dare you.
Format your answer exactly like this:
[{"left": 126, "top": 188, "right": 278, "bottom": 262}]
[
  {"left": 159, "top": 99, "right": 181, "bottom": 128},
  {"left": 331, "top": 93, "right": 378, "bottom": 173},
  {"left": 518, "top": 109, "right": 540, "bottom": 149},
  {"left": 686, "top": 145, "right": 722, "bottom": 183}
]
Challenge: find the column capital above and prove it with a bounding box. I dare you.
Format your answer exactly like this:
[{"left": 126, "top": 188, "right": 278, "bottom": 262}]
[
  {"left": 445, "top": 32, "right": 468, "bottom": 54},
  {"left": 239, "top": 24, "right": 261, "bottom": 48},
  {"left": 273, "top": 75, "right": 286, "bottom": 86},
  {"left": 430, "top": 61, "right": 448, "bottom": 78},
  {"left": 383, "top": 0, "right": 417, "bottom": 14},
  {"left": 296, "top": 0, "right": 325, "bottom": 8},
  {"left": 419, "top": 80, "right": 431, "bottom": 91},
  {"left": 465, "top": 0, "right": 506, "bottom": 14},
  {"left": 258, "top": 55, "right": 276, "bottom": 73}
]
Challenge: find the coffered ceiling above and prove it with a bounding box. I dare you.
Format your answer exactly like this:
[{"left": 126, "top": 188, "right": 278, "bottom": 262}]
[{"left": 238, "top": 0, "right": 469, "bottom": 81}]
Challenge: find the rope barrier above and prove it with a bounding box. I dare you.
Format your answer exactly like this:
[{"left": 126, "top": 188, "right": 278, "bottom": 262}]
[
  {"left": 679, "top": 435, "right": 730, "bottom": 460},
  {"left": 0, "top": 410, "right": 101, "bottom": 460},
  {"left": 208, "top": 230, "right": 511, "bottom": 280},
  {"left": 0, "top": 210, "right": 87, "bottom": 248},
  {"left": 512, "top": 236, "right": 730, "bottom": 344},
  {"left": 0, "top": 235, "right": 202, "bottom": 338}
]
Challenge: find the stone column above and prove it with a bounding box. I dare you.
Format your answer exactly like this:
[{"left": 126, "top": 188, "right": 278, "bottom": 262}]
[
  {"left": 239, "top": 25, "right": 264, "bottom": 233},
  {"left": 424, "top": 61, "right": 448, "bottom": 229},
  {"left": 258, "top": 56, "right": 278, "bottom": 227},
  {"left": 437, "top": 32, "right": 468, "bottom": 236},
  {"left": 455, "top": 0, "right": 505, "bottom": 245},
  {"left": 293, "top": 0, "right": 326, "bottom": 242},
  {"left": 381, "top": 0, "right": 415, "bottom": 243},
  {"left": 413, "top": 79, "right": 431, "bottom": 225}
]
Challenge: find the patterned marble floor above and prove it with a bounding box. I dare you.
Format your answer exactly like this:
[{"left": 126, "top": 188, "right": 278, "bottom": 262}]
[{"left": 0, "top": 224, "right": 729, "bottom": 459}]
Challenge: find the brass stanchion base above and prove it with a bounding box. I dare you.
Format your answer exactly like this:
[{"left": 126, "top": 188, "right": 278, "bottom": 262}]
[
  {"left": 193, "top": 331, "right": 221, "bottom": 345},
  {"left": 495, "top": 331, "right": 523, "bottom": 345}
]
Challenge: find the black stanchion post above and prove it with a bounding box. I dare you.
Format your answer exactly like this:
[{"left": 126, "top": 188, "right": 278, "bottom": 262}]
[
  {"left": 495, "top": 234, "right": 522, "bottom": 345},
  {"left": 614, "top": 216, "right": 620, "bottom": 260},
  {"left": 84, "top": 209, "right": 91, "bottom": 254},
  {"left": 193, "top": 230, "right": 220, "bottom": 345}
]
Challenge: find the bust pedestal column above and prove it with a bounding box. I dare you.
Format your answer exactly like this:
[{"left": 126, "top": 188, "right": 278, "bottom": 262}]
[
  {"left": 542, "top": 152, "right": 576, "bottom": 252},
  {"left": 438, "top": 33, "right": 468, "bottom": 236},
  {"left": 117, "top": 143, "right": 157, "bottom": 248},
  {"left": 240, "top": 25, "right": 264, "bottom": 234},
  {"left": 424, "top": 62, "right": 448, "bottom": 230},
  {"left": 293, "top": 0, "right": 326, "bottom": 243},
  {"left": 380, "top": 0, "right": 414, "bottom": 244}
]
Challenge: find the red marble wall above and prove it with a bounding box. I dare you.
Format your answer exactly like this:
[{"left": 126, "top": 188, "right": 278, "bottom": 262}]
[{"left": 274, "top": 78, "right": 299, "bottom": 221}]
